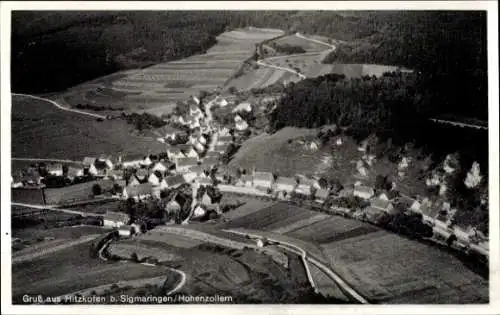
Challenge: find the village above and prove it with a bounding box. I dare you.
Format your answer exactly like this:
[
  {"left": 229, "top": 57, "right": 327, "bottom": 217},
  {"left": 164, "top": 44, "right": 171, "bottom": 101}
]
[{"left": 11, "top": 87, "right": 489, "bottom": 263}]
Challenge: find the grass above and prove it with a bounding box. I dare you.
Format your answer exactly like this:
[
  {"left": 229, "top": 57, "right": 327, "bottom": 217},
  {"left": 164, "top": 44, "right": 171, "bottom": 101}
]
[
  {"left": 273, "top": 34, "right": 332, "bottom": 52},
  {"left": 228, "top": 127, "right": 323, "bottom": 177},
  {"left": 11, "top": 95, "right": 166, "bottom": 160}
]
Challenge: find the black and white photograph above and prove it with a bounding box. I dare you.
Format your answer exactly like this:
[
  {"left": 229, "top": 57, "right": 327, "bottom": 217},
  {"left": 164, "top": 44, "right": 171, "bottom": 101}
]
[{"left": 1, "top": 1, "right": 498, "bottom": 313}]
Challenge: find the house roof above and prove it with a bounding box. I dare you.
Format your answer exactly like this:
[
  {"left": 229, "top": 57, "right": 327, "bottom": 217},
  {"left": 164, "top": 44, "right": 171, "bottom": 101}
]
[
  {"left": 296, "top": 176, "right": 315, "bottom": 187},
  {"left": 276, "top": 177, "right": 297, "bottom": 187},
  {"left": 83, "top": 157, "right": 96, "bottom": 165},
  {"left": 205, "top": 151, "right": 220, "bottom": 159},
  {"left": 104, "top": 211, "right": 129, "bottom": 222},
  {"left": 67, "top": 166, "right": 83, "bottom": 177},
  {"left": 176, "top": 157, "right": 199, "bottom": 168},
  {"left": 315, "top": 188, "right": 330, "bottom": 199},
  {"left": 254, "top": 171, "right": 273, "bottom": 182},
  {"left": 121, "top": 154, "right": 147, "bottom": 162},
  {"left": 125, "top": 183, "right": 153, "bottom": 197},
  {"left": 371, "top": 198, "right": 392, "bottom": 210},
  {"left": 202, "top": 157, "right": 219, "bottom": 167},
  {"left": 108, "top": 169, "right": 124, "bottom": 177},
  {"left": 354, "top": 185, "right": 374, "bottom": 195},
  {"left": 47, "top": 163, "right": 63, "bottom": 171},
  {"left": 94, "top": 160, "right": 108, "bottom": 170},
  {"left": 165, "top": 174, "right": 186, "bottom": 187},
  {"left": 240, "top": 174, "right": 253, "bottom": 182},
  {"left": 177, "top": 144, "right": 195, "bottom": 152},
  {"left": 154, "top": 161, "right": 174, "bottom": 169}
]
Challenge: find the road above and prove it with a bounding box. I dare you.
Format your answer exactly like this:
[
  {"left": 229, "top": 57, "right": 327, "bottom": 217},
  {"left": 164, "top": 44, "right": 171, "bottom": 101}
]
[
  {"left": 255, "top": 32, "right": 336, "bottom": 81},
  {"left": 429, "top": 118, "right": 488, "bottom": 130},
  {"left": 224, "top": 229, "right": 369, "bottom": 304},
  {"left": 12, "top": 92, "right": 107, "bottom": 119}
]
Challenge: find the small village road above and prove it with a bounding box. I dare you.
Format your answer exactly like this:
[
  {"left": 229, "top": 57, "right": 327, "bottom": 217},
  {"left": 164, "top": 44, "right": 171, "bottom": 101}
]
[{"left": 12, "top": 92, "right": 107, "bottom": 119}]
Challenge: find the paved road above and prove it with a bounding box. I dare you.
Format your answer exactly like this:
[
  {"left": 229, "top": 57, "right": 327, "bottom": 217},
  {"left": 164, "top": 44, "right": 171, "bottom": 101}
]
[{"left": 12, "top": 93, "right": 107, "bottom": 119}]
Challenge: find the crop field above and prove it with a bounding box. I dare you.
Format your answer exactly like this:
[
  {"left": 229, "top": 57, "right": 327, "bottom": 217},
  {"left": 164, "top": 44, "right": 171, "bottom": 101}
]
[
  {"left": 11, "top": 95, "right": 166, "bottom": 160},
  {"left": 272, "top": 34, "right": 331, "bottom": 52},
  {"left": 12, "top": 240, "right": 172, "bottom": 301},
  {"left": 64, "top": 28, "right": 284, "bottom": 114},
  {"left": 108, "top": 241, "right": 183, "bottom": 262},
  {"left": 309, "top": 263, "right": 351, "bottom": 302},
  {"left": 222, "top": 203, "right": 317, "bottom": 231},
  {"left": 67, "top": 200, "right": 122, "bottom": 215},
  {"left": 220, "top": 196, "right": 274, "bottom": 221},
  {"left": 320, "top": 231, "right": 489, "bottom": 303},
  {"left": 229, "top": 127, "right": 327, "bottom": 177},
  {"left": 137, "top": 230, "right": 205, "bottom": 249}
]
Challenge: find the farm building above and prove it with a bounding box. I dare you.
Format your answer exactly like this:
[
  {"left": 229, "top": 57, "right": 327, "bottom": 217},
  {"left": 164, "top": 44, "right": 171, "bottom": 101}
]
[
  {"left": 47, "top": 163, "right": 64, "bottom": 176},
  {"left": 122, "top": 183, "right": 153, "bottom": 201},
  {"left": 353, "top": 185, "right": 375, "bottom": 200},
  {"left": 176, "top": 157, "right": 199, "bottom": 173},
  {"left": 275, "top": 176, "right": 297, "bottom": 193},
  {"left": 103, "top": 211, "right": 130, "bottom": 228},
  {"left": 253, "top": 171, "right": 274, "bottom": 190}
]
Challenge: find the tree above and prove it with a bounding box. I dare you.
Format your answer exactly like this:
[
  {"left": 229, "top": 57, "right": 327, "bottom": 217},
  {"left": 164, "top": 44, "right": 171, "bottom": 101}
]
[
  {"left": 92, "top": 184, "right": 102, "bottom": 196},
  {"left": 131, "top": 252, "right": 139, "bottom": 262},
  {"left": 228, "top": 86, "right": 238, "bottom": 95},
  {"left": 464, "top": 161, "right": 482, "bottom": 189}
]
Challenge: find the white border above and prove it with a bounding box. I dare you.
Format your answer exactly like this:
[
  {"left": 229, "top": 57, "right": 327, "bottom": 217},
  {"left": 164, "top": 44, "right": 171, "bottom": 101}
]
[{"left": 1, "top": 1, "right": 498, "bottom": 315}]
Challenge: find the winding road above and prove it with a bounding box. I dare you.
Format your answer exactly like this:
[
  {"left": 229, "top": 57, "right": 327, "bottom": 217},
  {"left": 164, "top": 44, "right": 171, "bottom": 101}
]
[
  {"left": 224, "top": 229, "right": 370, "bottom": 304},
  {"left": 12, "top": 92, "right": 107, "bottom": 119}
]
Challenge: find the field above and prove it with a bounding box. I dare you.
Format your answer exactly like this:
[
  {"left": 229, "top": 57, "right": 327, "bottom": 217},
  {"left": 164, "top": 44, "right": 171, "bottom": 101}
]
[
  {"left": 220, "top": 201, "right": 489, "bottom": 303},
  {"left": 228, "top": 127, "right": 339, "bottom": 177},
  {"left": 272, "top": 34, "right": 332, "bottom": 52},
  {"left": 11, "top": 95, "right": 166, "bottom": 160},
  {"left": 62, "top": 28, "right": 284, "bottom": 114},
  {"left": 12, "top": 240, "right": 174, "bottom": 302}
]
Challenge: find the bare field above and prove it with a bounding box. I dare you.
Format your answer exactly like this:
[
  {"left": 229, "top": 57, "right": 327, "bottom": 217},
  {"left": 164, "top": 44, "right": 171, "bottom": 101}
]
[
  {"left": 12, "top": 95, "right": 166, "bottom": 160},
  {"left": 63, "top": 28, "right": 284, "bottom": 114}
]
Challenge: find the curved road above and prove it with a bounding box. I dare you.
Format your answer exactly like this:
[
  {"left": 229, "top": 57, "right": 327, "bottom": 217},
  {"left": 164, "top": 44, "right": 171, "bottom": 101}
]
[
  {"left": 12, "top": 92, "right": 107, "bottom": 119},
  {"left": 224, "top": 229, "right": 369, "bottom": 304},
  {"left": 256, "top": 32, "right": 336, "bottom": 81}
]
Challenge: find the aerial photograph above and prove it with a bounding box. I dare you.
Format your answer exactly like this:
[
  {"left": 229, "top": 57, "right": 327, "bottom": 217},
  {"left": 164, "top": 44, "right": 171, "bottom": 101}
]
[{"left": 8, "top": 9, "right": 490, "bottom": 305}]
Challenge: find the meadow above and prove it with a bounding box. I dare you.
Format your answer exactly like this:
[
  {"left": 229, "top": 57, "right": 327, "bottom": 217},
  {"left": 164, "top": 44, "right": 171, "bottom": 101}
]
[{"left": 11, "top": 95, "right": 166, "bottom": 160}]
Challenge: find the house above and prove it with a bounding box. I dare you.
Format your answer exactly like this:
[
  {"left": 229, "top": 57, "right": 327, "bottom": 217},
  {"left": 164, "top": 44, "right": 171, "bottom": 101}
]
[
  {"left": 237, "top": 174, "right": 253, "bottom": 187},
  {"left": 252, "top": 171, "right": 274, "bottom": 190},
  {"left": 205, "top": 151, "right": 220, "bottom": 159},
  {"left": 235, "top": 116, "right": 249, "bottom": 131},
  {"left": 47, "top": 163, "right": 64, "bottom": 176},
  {"left": 213, "top": 144, "right": 230, "bottom": 154},
  {"left": 275, "top": 176, "right": 297, "bottom": 193},
  {"left": 314, "top": 188, "right": 330, "bottom": 203},
  {"left": 103, "top": 211, "right": 129, "bottom": 228},
  {"left": 420, "top": 201, "right": 442, "bottom": 225},
  {"left": 296, "top": 176, "right": 319, "bottom": 195},
  {"left": 67, "top": 166, "right": 84, "bottom": 179},
  {"left": 152, "top": 161, "right": 173, "bottom": 174},
  {"left": 82, "top": 157, "right": 97, "bottom": 167},
  {"left": 201, "top": 157, "right": 219, "bottom": 170},
  {"left": 106, "top": 169, "right": 124, "bottom": 180},
  {"left": 140, "top": 156, "right": 153, "bottom": 167},
  {"left": 215, "top": 97, "right": 228, "bottom": 108},
  {"left": 118, "top": 225, "right": 137, "bottom": 238},
  {"left": 98, "top": 155, "right": 115, "bottom": 169},
  {"left": 127, "top": 175, "right": 141, "bottom": 187},
  {"left": 164, "top": 174, "right": 186, "bottom": 189},
  {"left": 232, "top": 102, "right": 252, "bottom": 113},
  {"left": 167, "top": 147, "right": 185, "bottom": 162},
  {"left": 122, "top": 155, "right": 146, "bottom": 169},
  {"left": 178, "top": 144, "right": 199, "bottom": 159},
  {"left": 183, "top": 166, "right": 205, "bottom": 183},
  {"left": 122, "top": 183, "right": 153, "bottom": 201},
  {"left": 353, "top": 185, "right": 374, "bottom": 200},
  {"left": 370, "top": 198, "right": 395, "bottom": 214},
  {"left": 176, "top": 157, "right": 199, "bottom": 173},
  {"left": 148, "top": 172, "right": 161, "bottom": 186},
  {"left": 191, "top": 140, "right": 205, "bottom": 153},
  {"left": 308, "top": 141, "right": 320, "bottom": 151}
]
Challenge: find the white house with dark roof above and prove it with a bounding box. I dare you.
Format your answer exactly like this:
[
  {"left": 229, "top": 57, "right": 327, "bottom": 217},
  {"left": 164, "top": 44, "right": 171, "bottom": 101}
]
[
  {"left": 103, "top": 211, "right": 130, "bottom": 228},
  {"left": 47, "top": 163, "right": 64, "bottom": 176},
  {"left": 252, "top": 171, "right": 274, "bottom": 190},
  {"left": 167, "top": 147, "right": 185, "bottom": 162},
  {"left": 275, "top": 176, "right": 297, "bottom": 193},
  {"left": 353, "top": 184, "right": 375, "bottom": 200}
]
